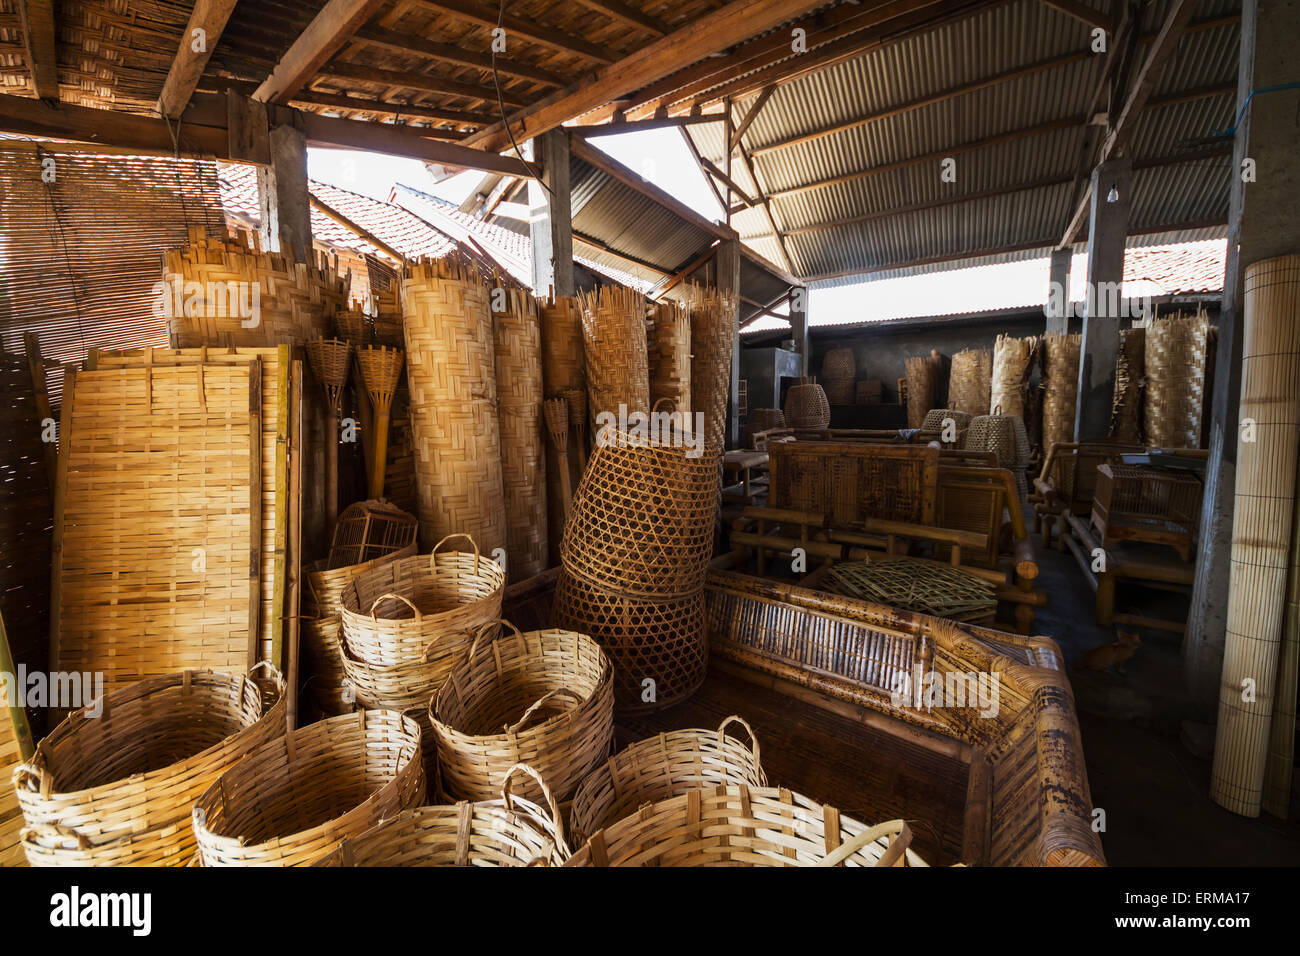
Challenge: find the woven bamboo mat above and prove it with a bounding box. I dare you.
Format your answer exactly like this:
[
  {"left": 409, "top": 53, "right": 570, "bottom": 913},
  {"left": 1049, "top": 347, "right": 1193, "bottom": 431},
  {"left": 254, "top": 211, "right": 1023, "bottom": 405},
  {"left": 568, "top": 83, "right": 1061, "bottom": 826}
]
[
  {"left": 0, "top": 611, "right": 34, "bottom": 867},
  {"left": 689, "top": 285, "right": 737, "bottom": 450},
  {"left": 825, "top": 560, "right": 996, "bottom": 621},
  {"left": 90, "top": 347, "right": 290, "bottom": 666},
  {"left": 649, "top": 300, "right": 691, "bottom": 418},
  {"left": 53, "top": 365, "right": 259, "bottom": 692},
  {"left": 1144, "top": 310, "right": 1211, "bottom": 449},
  {"left": 1109, "top": 328, "right": 1145, "bottom": 443},
  {"left": 949, "top": 348, "right": 992, "bottom": 417},
  {"left": 1040, "top": 334, "right": 1081, "bottom": 454}
]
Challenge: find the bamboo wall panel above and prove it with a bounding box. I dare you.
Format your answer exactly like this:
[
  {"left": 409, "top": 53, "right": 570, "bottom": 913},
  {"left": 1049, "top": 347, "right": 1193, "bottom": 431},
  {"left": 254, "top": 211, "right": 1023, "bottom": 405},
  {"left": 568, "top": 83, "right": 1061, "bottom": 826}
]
[
  {"left": 494, "top": 289, "right": 548, "bottom": 581},
  {"left": 401, "top": 258, "right": 506, "bottom": 555},
  {"left": 582, "top": 285, "right": 649, "bottom": 433},
  {"left": 689, "top": 286, "right": 737, "bottom": 450},
  {"left": 1109, "top": 328, "right": 1145, "bottom": 444},
  {"left": 54, "top": 366, "right": 258, "bottom": 692},
  {"left": 1040, "top": 334, "right": 1081, "bottom": 453},
  {"left": 1144, "top": 311, "right": 1211, "bottom": 449},
  {"left": 948, "top": 348, "right": 992, "bottom": 417},
  {"left": 991, "top": 335, "right": 1036, "bottom": 420},
  {"left": 649, "top": 300, "right": 691, "bottom": 418},
  {"left": 1212, "top": 255, "right": 1300, "bottom": 817}
]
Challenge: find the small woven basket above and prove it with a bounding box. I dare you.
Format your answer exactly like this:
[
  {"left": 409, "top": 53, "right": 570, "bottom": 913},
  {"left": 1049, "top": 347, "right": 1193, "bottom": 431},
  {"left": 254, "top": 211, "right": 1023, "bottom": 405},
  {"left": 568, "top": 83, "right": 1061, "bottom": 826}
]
[
  {"left": 569, "top": 716, "right": 766, "bottom": 844},
  {"left": 316, "top": 763, "right": 570, "bottom": 867},
  {"left": 14, "top": 666, "right": 285, "bottom": 867},
  {"left": 430, "top": 621, "right": 615, "bottom": 804},
  {"left": 748, "top": 408, "right": 785, "bottom": 433},
  {"left": 921, "top": 408, "right": 971, "bottom": 445},
  {"left": 191, "top": 709, "right": 425, "bottom": 866},
  {"left": 784, "top": 382, "right": 830, "bottom": 429},
  {"left": 339, "top": 534, "right": 505, "bottom": 667},
  {"left": 566, "top": 784, "right": 929, "bottom": 867}
]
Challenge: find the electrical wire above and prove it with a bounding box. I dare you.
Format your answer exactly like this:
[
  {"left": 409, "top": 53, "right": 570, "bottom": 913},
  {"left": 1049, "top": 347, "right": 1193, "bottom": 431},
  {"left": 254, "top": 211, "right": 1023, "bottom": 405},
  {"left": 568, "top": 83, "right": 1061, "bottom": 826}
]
[{"left": 492, "top": 0, "right": 553, "bottom": 196}]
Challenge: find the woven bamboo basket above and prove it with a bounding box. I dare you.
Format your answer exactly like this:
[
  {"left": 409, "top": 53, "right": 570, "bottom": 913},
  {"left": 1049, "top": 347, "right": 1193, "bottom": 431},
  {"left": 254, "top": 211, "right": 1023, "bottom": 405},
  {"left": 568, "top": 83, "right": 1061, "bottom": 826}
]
[
  {"left": 335, "top": 305, "right": 372, "bottom": 345},
  {"left": 948, "top": 348, "right": 992, "bottom": 417},
  {"left": 689, "top": 285, "right": 737, "bottom": 450},
  {"left": 14, "top": 666, "right": 285, "bottom": 867},
  {"left": 1212, "top": 255, "right": 1300, "bottom": 817},
  {"left": 1041, "top": 333, "right": 1081, "bottom": 453},
  {"left": 1144, "top": 310, "right": 1211, "bottom": 449},
  {"left": 582, "top": 285, "right": 649, "bottom": 432},
  {"left": 327, "top": 499, "right": 418, "bottom": 571},
  {"left": 305, "top": 338, "right": 352, "bottom": 410},
  {"left": 402, "top": 257, "right": 506, "bottom": 555},
  {"left": 340, "top": 535, "right": 506, "bottom": 667},
  {"left": 569, "top": 716, "right": 766, "bottom": 844},
  {"left": 784, "top": 382, "right": 830, "bottom": 429},
  {"left": 192, "top": 709, "right": 425, "bottom": 866},
  {"left": 430, "top": 621, "right": 615, "bottom": 804},
  {"left": 920, "top": 408, "right": 971, "bottom": 445},
  {"left": 649, "top": 300, "right": 692, "bottom": 421},
  {"left": 748, "top": 408, "right": 785, "bottom": 433},
  {"left": 552, "top": 570, "right": 708, "bottom": 713},
  {"left": 1110, "top": 327, "right": 1145, "bottom": 443},
  {"left": 991, "top": 334, "right": 1036, "bottom": 420},
  {"left": 966, "top": 412, "right": 1032, "bottom": 498},
  {"left": 316, "top": 763, "right": 570, "bottom": 866},
  {"left": 566, "top": 784, "right": 928, "bottom": 867},
  {"left": 904, "top": 354, "right": 940, "bottom": 429},
  {"left": 494, "top": 288, "right": 548, "bottom": 581}
]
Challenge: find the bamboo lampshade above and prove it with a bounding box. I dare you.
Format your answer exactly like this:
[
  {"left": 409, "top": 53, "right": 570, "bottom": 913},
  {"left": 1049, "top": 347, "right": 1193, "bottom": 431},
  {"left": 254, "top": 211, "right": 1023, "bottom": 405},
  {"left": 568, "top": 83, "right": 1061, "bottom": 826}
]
[
  {"left": 1144, "top": 310, "right": 1211, "bottom": 449},
  {"left": 948, "top": 348, "right": 992, "bottom": 417},
  {"left": 1211, "top": 255, "right": 1300, "bottom": 817},
  {"left": 401, "top": 257, "right": 506, "bottom": 555},
  {"left": 1040, "top": 333, "right": 1081, "bottom": 453},
  {"left": 649, "top": 300, "right": 692, "bottom": 421},
  {"left": 689, "top": 285, "right": 737, "bottom": 450},
  {"left": 582, "top": 285, "right": 649, "bottom": 433}
]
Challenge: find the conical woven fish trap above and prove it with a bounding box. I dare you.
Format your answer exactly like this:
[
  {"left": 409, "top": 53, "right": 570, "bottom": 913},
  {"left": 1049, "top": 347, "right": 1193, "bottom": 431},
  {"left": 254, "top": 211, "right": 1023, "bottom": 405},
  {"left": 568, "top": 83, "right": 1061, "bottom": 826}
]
[
  {"left": 689, "top": 284, "right": 738, "bottom": 450},
  {"left": 316, "top": 764, "right": 570, "bottom": 866},
  {"left": 191, "top": 709, "right": 425, "bottom": 867},
  {"left": 581, "top": 284, "right": 650, "bottom": 431},
  {"left": 569, "top": 716, "right": 766, "bottom": 845},
  {"left": 402, "top": 256, "right": 506, "bottom": 555},
  {"left": 991, "top": 334, "right": 1037, "bottom": 419},
  {"left": 1144, "top": 310, "right": 1211, "bottom": 448},
  {"left": 543, "top": 397, "right": 569, "bottom": 448},
  {"left": 335, "top": 306, "right": 372, "bottom": 345},
  {"left": 948, "top": 348, "right": 992, "bottom": 417},
  {"left": 552, "top": 571, "right": 707, "bottom": 713},
  {"left": 748, "top": 407, "right": 786, "bottom": 432},
  {"left": 1041, "top": 333, "right": 1081, "bottom": 453},
  {"left": 565, "top": 785, "right": 929, "bottom": 867},
  {"left": 430, "top": 621, "right": 615, "bottom": 804},
  {"left": 1109, "top": 327, "right": 1145, "bottom": 443},
  {"left": 904, "top": 354, "right": 939, "bottom": 429},
  {"left": 357, "top": 345, "right": 404, "bottom": 409},
  {"left": 14, "top": 666, "right": 285, "bottom": 867},
  {"left": 649, "top": 299, "right": 692, "bottom": 419},
  {"left": 784, "top": 382, "right": 830, "bottom": 429},
  {"left": 824, "top": 559, "right": 996, "bottom": 621},
  {"left": 339, "top": 534, "right": 505, "bottom": 668}
]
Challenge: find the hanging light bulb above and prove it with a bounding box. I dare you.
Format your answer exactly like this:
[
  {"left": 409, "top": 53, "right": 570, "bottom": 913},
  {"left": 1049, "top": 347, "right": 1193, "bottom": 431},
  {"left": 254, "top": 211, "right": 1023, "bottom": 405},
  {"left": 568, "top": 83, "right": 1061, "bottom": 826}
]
[{"left": 1106, "top": 183, "right": 1120, "bottom": 203}]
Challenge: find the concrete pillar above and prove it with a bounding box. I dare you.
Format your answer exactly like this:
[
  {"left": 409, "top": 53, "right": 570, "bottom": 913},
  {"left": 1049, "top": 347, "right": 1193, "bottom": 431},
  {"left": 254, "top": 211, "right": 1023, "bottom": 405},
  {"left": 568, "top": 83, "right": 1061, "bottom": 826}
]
[
  {"left": 528, "top": 129, "right": 575, "bottom": 297},
  {"left": 256, "top": 123, "right": 310, "bottom": 261},
  {"left": 1045, "top": 247, "right": 1073, "bottom": 335},
  {"left": 789, "top": 285, "right": 809, "bottom": 376},
  {"left": 1185, "top": 0, "right": 1300, "bottom": 702},
  {"left": 717, "top": 237, "right": 742, "bottom": 448},
  {"left": 1074, "top": 156, "right": 1132, "bottom": 440}
]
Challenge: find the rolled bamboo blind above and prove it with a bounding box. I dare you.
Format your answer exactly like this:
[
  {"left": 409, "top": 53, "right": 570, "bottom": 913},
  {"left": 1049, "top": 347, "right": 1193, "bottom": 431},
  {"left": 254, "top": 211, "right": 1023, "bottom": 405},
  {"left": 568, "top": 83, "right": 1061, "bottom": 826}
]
[
  {"left": 401, "top": 257, "right": 506, "bottom": 556},
  {"left": 1040, "top": 334, "right": 1082, "bottom": 453},
  {"left": 494, "top": 288, "right": 548, "bottom": 581},
  {"left": 903, "top": 354, "right": 937, "bottom": 429},
  {"left": 948, "top": 348, "right": 992, "bottom": 417},
  {"left": 689, "top": 285, "right": 737, "bottom": 450},
  {"left": 991, "top": 335, "right": 1036, "bottom": 420},
  {"left": 582, "top": 285, "right": 649, "bottom": 434},
  {"left": 649, "top": 300, "right": 692, "bottom": 420},
  {"left": 1263, "top": 456, "right": 1300, "bottom": 818},
  {"left": 1211, "top": 255, "right": 1300, "bottom": 817},
  {"left": 1144, "top": 310, "right": 1211, "bottom": 449}
]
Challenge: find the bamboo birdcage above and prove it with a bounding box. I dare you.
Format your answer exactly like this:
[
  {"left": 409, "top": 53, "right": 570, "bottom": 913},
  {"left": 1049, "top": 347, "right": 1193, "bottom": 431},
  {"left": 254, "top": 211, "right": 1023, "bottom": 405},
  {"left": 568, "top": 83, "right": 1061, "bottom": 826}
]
[
  {"left": 1144, "top": 310, "right": 1211, "bottom": 449},
  {"left": 327, "top": 499, "right": 418, "bottom": 570},
  {"left": 649, "top": 299, "right": 692, "bottom": 421},
  {"left": 689, "top": 284, "right": 737, "bottom": 450},
  {"left": 582, "top": 285, "right": 650, "bottom": 433},
  {"left": 1091, "top": 464, "right": 1203, "bottom": 560},
  {"left": 1040, "top": 334, "right": 1081, "bottom": 454},
  {"left": 949, "top": 348, "right": 992, "bottom": 417},
  {"left": 402, "top": 257, "right": 506, "bottom": 555}
]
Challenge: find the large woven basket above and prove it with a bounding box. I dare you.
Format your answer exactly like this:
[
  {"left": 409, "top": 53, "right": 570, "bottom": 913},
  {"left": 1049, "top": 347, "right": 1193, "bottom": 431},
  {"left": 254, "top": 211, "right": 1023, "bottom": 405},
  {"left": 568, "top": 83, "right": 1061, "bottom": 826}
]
[
  {"left": 966, "top": 412, "right": 1032, "bottom": 497},
  {"left": 430, "top": 621, "right": 615, "bottom": 804},
  {"left": 991, "top": 334, "right": 1037, "bottom": 420},
  {"left": 566, "top": 784, "right": 928, "bottom": 867},
  {"left": 784, "top": 382, "right": 830, "bottom": 429},
  {"left": 316, "top": 763, "right": 570, "bottom": 867},
  {"left": 569, "top": 716, "right": 766, "bottom": 844},
  {"left": 339, "top": 534, "right": 505, "bottom": 667},
  {"left": 192, "top": 709, "right": 425, "bottom": 866},
  {"left": 748, "top": 407, "right": 785, "bottom": 433},
  {"left": 14, "top": 666, "right": 285, "bottom": 866}
]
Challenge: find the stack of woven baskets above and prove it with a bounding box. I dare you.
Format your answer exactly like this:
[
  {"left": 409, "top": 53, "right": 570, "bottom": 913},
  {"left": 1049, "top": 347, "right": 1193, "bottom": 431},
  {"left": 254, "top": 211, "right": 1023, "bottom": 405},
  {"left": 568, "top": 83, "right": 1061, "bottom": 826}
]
[{"left": 966, "top": 411, "right": 1033, "bottom": 499}]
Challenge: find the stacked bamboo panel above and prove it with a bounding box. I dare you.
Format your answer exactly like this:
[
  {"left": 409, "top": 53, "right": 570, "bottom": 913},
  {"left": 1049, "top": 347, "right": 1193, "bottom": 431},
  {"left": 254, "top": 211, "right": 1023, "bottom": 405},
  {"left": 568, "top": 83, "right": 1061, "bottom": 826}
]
[
  {"left": 948, "top": 348, "right": 992, "bottom": 417},
  {"left": 689, "top": 285, "right": 737, "bottom": 450},
  {"left": 648, "top": 300, "right": 692, "bottom": 420},
  {"left": 401, "top": 258, "right": 506, "bottom": 556},
  {"left": 1144, "top": 310, "right": 1211, "bottom": 448},
  {"left": 1040, "top": 334, "right": 1081, "bottom": 453},
  {"left": 1212, "top": 255, "right": 1300, "bottom": 817},
  {"left": 494, "top": 289, "right": 548, "bottom": 581},
  {"left": 582, "top": 285, "right": 649, "bottom": 433},
  {"left": 991, "top": 335, "right": 1036, "bottom": 420},
  {"left": 1109, "top": 328, "right": 1145, "bottom": 444}
]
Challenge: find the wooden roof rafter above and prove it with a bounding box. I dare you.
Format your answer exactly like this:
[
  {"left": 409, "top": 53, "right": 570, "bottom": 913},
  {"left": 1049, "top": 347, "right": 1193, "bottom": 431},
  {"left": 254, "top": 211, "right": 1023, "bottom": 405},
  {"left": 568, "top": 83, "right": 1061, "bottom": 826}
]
[
  {"left": 157, "top": 0, "right": 240, "bottom": 119},
  {"left": 254, "top": 0, "right": 388, "bottom": 104},
  {"left": 17, "top": 0, "right": 57, "bottom": 100}
]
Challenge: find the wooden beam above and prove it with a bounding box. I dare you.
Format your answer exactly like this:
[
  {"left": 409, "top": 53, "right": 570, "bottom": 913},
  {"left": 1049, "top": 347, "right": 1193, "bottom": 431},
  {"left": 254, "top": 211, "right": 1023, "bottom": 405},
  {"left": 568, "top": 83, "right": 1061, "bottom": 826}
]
[
  {"left": 529, "top": 128, "right": 575, "bottom": 297},
  {"left": 411, "top": 0, "right": 614, "bottom": 64},
  {"left": 254, "top": 0, "right": 387, "bottom": 104},
  {"left": 734, "top": 139, "right": 795, "bottom": 275},
  {"left": 571, "top": 113, "right": 726, "bottom": 135},
  {"left": 16, "top": 0, "right": 57, "bottom": 100},
  {"left": 283, "top": 90, "right": 491, "bottom": 128},
  {"left": 650, "top": 243, "right": 719, "bottom": 298},
  {"left": 318, "top": 61, "right": 524, "bottom": 106},
  {"left": 569, "top": 0, "right": 670, "bottom": 36},
  {"left": 464, "top": 0, "right": 830, "bottom": 153},
  {"left": 157, "top": 0, "right": 240, "bottom": 119},
  {"left": 310, "top": 194, "right": 405, "bottom": 261},
  {"left": 729, "top": 85, "right": 775, "bottom": 151},
  {"left": 739, "top": 240, "right": 801, "bottom": 288},
  {"left": 573, "top": 230, "right": 677, "bottom": 278},
  {"left": 678, "top": 127, "right": 729, "bottom": 216},
  {"left": 700, "top": 154, "right": 757, "bottom": 208},
  {"left": 352, "top": 24, "right": 565, "bottom": 86},
  {"left": 1040, "top": 0, "right": 1113, "bottom": 32}
]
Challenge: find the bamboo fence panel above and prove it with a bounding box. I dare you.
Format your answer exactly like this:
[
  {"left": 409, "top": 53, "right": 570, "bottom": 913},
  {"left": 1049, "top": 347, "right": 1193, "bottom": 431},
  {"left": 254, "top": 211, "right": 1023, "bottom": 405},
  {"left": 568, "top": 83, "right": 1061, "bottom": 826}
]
[
  {"left": 1211, "top": 255, "right": 1300, "bottom": 817},
  {"left": 991, "top": 335, "right": 1036, "bottom": 420},
  {"left": 90, "top": 347, "right": 291, "bottom": 667},
  {"left": 495, "top": 289, "right": 548, "bottom": 581},
  {"left": 401, "top": 258, "right": 506, "bottom": 555},
  {"left": 1109, "top": 328, "right": 1145, "bottom": 443},
  {"left": 649, "top": 300, "right": 692, "bottom": 420},
  {"left": 53, "top": 365, "right": 259, "bottom": 692},
  {"left": 689, "top": 286, "right": 737, "bottom": 450},
  {"left": 0, "top": 611, "right": 35, "bottom": 867},
  {"left": 582, "top": 285, "right": 649, "bottom": 433},
  {"left": 1264, "top": 455, "right": 1300, "bottom": 817},
  {"left": 1040, "top": 334, "right": 1081, "bottom": 454},
  {"left": 948, "top": 348, "right": 992, "bottom": 417},
  {"left": 1144, "top": 310, "right": 1211, "bottom": 449}
]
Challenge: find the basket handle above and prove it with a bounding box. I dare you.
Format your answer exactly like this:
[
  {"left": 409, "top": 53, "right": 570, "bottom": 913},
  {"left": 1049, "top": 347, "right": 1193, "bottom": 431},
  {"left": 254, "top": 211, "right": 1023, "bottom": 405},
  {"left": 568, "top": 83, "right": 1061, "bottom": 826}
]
[
  {"left": 716, "top": 715, "right": 763, "bottom": 779},
  {"left": 466, "top": 618, "right": 524, "bottom": 660},
  {"left": 11, "top": 761, "right": 51, "bottom": 797},
  {"left": 504, "top": 687, "right": 583, "bottom": 734},
  {"left": 431, "top": 533, "right": 481, "bottom": 574},
  {"left": 248, "top": 659, "right": 285, "bottom": 689},
  {"left": 651, "top": 397, "right": 676, "bottom": 415},
  {"left": 21, "top": 822, "right": 91, "bottom": 851},
  {"left": 816, "top": 820, "right": 914, "bottom": 868},
  {"left": 369, "top": 592, "right": 421, "bottom": 621},
  {"left": 500, "top": 763, "right": 568, "bottom": 855}
]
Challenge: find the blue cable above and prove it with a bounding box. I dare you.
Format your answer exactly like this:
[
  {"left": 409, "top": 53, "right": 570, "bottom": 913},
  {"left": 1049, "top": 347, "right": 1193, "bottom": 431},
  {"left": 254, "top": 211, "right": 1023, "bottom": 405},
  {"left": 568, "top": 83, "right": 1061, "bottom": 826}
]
[{"left": 1210, "top": 81, "right": 1300, "bottom": 137}]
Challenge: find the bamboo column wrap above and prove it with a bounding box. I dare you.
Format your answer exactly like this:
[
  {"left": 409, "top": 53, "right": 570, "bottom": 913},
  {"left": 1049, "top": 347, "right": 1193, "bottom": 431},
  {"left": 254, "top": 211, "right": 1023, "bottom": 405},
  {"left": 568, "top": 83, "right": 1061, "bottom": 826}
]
[
  {"left": 1040, "top": 334, "right": 1081, "bottom": 453},
  {"left": 1144, "top": 311, "right": 1211, "bottom": 448},
  {"left": 1109, "top": 328, "right": 1145, "bottom": 443},
  {"left": 1211, "top": 255, "right": 1300, "bottom": 817},
  {"left": 649, "top": 300, "right": 692, "bottom": 420},
  {"left": 948, "top": 348, "right": 992, "bottom": 417},
  {"left": 689, "top": 285, "right": 738, "bottom": 450},
  {"left": 582, "top": 285, "right": 649, "bottom": 433},
  {"left": 401, "top": 258, "right": 506, "bottom": 556},
  {"left": 494, "top": 289, "right": 548, "bottom": 581},
  {"left": 991, "top": 334, "right": 1036, "bottom": 420}
]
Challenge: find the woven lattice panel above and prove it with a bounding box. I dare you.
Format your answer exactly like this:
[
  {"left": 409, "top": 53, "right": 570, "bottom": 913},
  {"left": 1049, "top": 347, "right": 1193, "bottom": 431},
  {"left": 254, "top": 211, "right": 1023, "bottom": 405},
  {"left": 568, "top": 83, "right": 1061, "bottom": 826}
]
[
  {"left": 825, "top": 560, "right": 996, "bottom": 621},
  {"left": 1040, "top": 333, "right": 1081, "bottom": 453},
  {"left": 495, "top": 289, "right": 548, "bottom": 581},
  {"left": 55, "top": 366, "right": 257, "bottom": 692},
  {"left": 1109, "top": 328, "right": 1145, "bottom": 444},
  {"left": 689, "top": 286, "right": 737, "bottom": 449},
  {"left": 401, "top": 257, "right": 506, "bottom": 555},
  {"left": 649, "top": 300, "right": 692, "bottom": 419},
  {"left": 1144, "top": 310, "right": 1211, "bottom": 449},
  {"left": 991, "top": 334, "right": 1036, "bottom": 419},
  {"left": 948, "top": 348, "right": 992, "bottom": 417},
  {"left": 582, "top": 285, "right": 649, "bottom": 432}
]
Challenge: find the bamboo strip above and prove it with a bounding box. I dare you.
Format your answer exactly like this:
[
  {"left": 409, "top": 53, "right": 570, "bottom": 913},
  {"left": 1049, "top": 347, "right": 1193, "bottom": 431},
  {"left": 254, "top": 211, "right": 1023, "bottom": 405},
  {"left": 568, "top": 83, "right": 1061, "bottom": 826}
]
[{"left": 0, "top": 609, "right": 36, "bottom": 866}]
